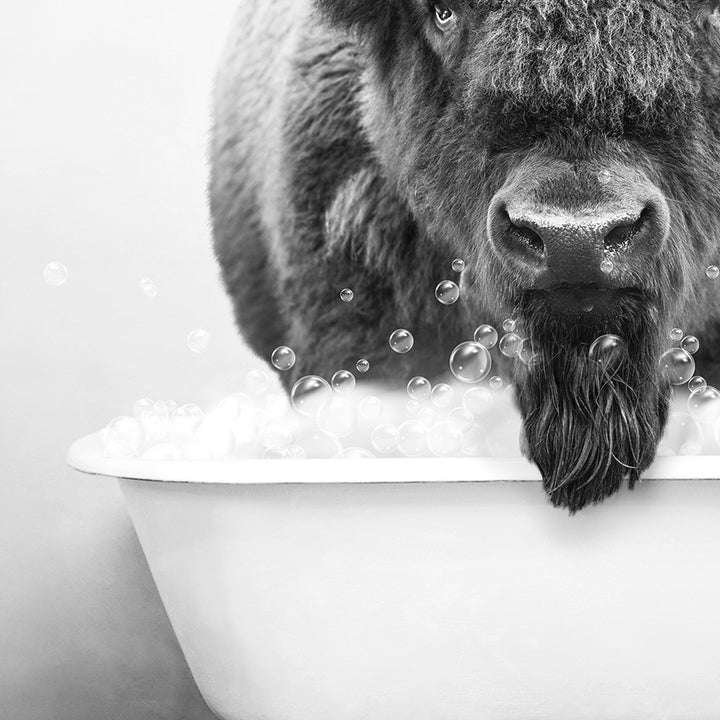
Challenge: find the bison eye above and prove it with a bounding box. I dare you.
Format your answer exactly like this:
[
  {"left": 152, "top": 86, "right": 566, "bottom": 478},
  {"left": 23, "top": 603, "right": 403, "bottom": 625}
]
[{"left": 433, "top": 3, "right": 455, "bottom": 31}]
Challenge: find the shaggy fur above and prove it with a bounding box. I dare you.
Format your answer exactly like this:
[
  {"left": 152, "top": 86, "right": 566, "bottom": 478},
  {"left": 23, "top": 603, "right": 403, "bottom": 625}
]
[{"left": 211, "top": 0, "right": 720, "bottom": 511}]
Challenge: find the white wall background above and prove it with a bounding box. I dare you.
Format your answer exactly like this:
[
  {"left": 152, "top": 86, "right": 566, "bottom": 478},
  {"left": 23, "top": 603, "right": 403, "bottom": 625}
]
[{"left": 0, "top": 2, "right": 264, "bottom": 717}]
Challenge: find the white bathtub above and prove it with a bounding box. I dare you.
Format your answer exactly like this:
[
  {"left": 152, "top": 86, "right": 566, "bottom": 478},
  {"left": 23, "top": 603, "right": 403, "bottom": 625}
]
[{"left": 68, "top": 432, "right": 720, "bottom": 720}]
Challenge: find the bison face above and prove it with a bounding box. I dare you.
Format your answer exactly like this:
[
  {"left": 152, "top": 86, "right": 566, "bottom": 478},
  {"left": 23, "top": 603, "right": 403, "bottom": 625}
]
[{"left": 317, "top": 0, "right": 720, "bottom": 510}]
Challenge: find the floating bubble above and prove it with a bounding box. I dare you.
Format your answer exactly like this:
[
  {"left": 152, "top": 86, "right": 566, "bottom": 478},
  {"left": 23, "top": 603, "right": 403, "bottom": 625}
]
[
  {"left": 589, "top": 334, "right": 628, "bottom": 371},
  {"left": 655, "top": 442, "right": 675, "bottom": 458},
  {"left": 271, "top": 346, "right": 296, "bottom": 371},
  {"left": 139, "top": 277, "right": 158, "bottom": 299},
  {"left": 688, "top": 386, "right": 720, "bottom": 424},
  {"left": 461, "top": 424, "right": 488, "bottom": 456},
  {"left": 398, "top": 420, "right": 428, "bottom": 457},
  {"left": 679, "top": 442, "right": 702, "bottom": 457},
  {"left": 356, "top": 358, "right": 370, "bottom": 373},
  {"left": 706, "top": 265, "right": 720, "bottom": 280},
  {"left": 428, "top": 422, "right": 462, "bottom": 457},
  {"left": 343, "top": 447, "right": 375, "bottom": 459},
  {"left": 502, "top": 319, "right": 517, "bottom": 333},
  {"left": 417, "top": 407, "right": 436, "bottom": 428},
  {"left": 600, "top": 259, "right": 614, "bottom": 274},
  {"left": 174, "top": 404, "right": 204, "bottom": 435},
  {"left": 473, "top": 325, "right": 498, "bottom": 348},
  {"left": 359, "top": 396, "right": 383, "bottom": 421},
  {"left": 659, "top": 348, "right": 695, "bottom": 386},
  {"left": 406, "top": 399, "right": 421, "bottom": 414},
  {"left": 451, "top": 258, "right": 466, "bottom": 273},
  {"left": 431, "top": 383, "right": 454, "bottom": 408},
  {"left": 371, "top": 424, "right": 400, "bottom": 454},
  {"left": 489, "top": 376, "right": 503, "bottom": 390},
  {"left": 287, "top": 445, "right": 307, "bottom": 459},
  {"left": 448, "top": 407, "right": 474, "bottom": 434},
  {"left": 681, "top": 335, "right": 700, "bottom": 355},
  {"left": 290, "top": 375, "right": 332, "bottom": 417},
  {"left": 463, "top": 386, "right": 493, "bottom": 416},
  {"left": 670, "top": 327, "right": 684, "bottom": 343},
  {"left": 407, "top": 376, "right": 432, "bottom": 400},
  {"left": 295, "top": 428, "right": 343, "bottom": 458},
  {"left": 518, "top": 339, "right": 541, "bottom": 366},
  {"left": 318, "top": 396, "right": 357, "bottom": 438},
  {"left": 102, "top": 417, "right": 145, "bottom": 456},
  {"left": 435, "top": 280, "right": 460, "bottom": 305},
  {"left": 597, "top": 170, "right": 612, "bottom": 184},
  {"left": 187, "top": 329, "right": 210, "bottom": 354},
  {"left": 245, "top": 370, "right": 271, "bottom": 395},
  {"left": 389, "top": 329, "right": 414, "bottom": 354},
  {"left": 689, "top": 376, "right": 707, "bottom": 395},
  {"left": 43, "top": 261, "right": 68, "bottom": 286},
  {"left": 340, "top": 288, "right": 354, "bottom": 302},
  {"left": 331, "top": 370, "right": 356, "bottom": 393},
  {"left": 581, "top": 299, "right": 594, "bottom": 313},
  {"left": 449, "top": 341, "right": 492, "bottom": 383},
  {"left": 499, "top": 332, "right": 522, "bottom": 358},
  {"left": 262, "top": 423, "right": 294, "bottom": 452}
]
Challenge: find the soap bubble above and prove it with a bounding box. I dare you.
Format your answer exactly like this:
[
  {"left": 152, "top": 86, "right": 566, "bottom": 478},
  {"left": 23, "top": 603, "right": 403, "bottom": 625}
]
[
  {"left": 435, "top": 280, "right": 460, "bottom": 305},
  {"left": 659, "top": 348, "right": 695, "bottom": 386},
  {"left": 290, "top": 375, "right": 332, "bottom": 417},
  {"left": 245, "top": 370, "right": 271, "bottom": 395},
  {"left": 371, "top": 424, "right": 400, "bottom": 454},
  {"left": 489, "top": 376, "right": 503, "bottom": 390},
  {"left": 448, "top": 407, "right": 474, "bottom": 434},
  {"left": 670, "top": 327, "right": 684, "bottom": 342},
  {"left": 499, "top": 333, "right": 522, "bottom": 358},
  {"left": 417, "top": 407, "right": 436, "bottom": 428},
  {"left": 407, "top": 376, "right": 432, "bottom": 400},
  {"left": 473, "top": 325, "right": 498, "bottom": 348},
  {"left": 331, "top": 370, "right": 356, "bottom": 393},
  {"left": 581, "top": 299, "right": 594, "bottom": 313},
  {"left": 271, "top": 346, "right": 296, "bottom": 371},
  {"left": 389, "top": 329, "right": 414, "bottom": 354},
  {"left": 262, "top": 423, "right": 294, "bottom": 452},
  {"left": 398, "top": 420, "right": 428, "bottom": 457},
  {"left": 343, "top": 447, "right": 375, "bottom": 459},
  {"left": 43, "top": 261, "right": 68, "bottom": 286},
  {"left": 340, "top": 288, "right": 354, "bottom": 302},
  {"left": 287, "top": 445, "right": 307, "bottom": 459},
  {"left": 356, "top": 358, "right": 370, "bottom": 373},
  {"left": 600, "top": 259, "right": 614, "bottom": 274},
  {"left": 449, "top": 341, "right": 492, "bottom": 383},
  {"left": 681, "top": 335, "right": 700, "bottom": 355},
  {"left": 295, "top": 428, "right": 343, "bottom": 458},
  {"left": 102, "top": 417, "right": 145, "bottom": 455},
  {"left": 407, "top": 399, "right": 421, "bottom": 414},
  {"left": 688, "top": 386, "right": 720, "bottom": 424},
  {"left": 451, "top": 258, "right": 466, "bottom": 273},
  {"left": 133, "top": 398, "right": 155, "bottom": 421},
  {"left": 662, "top": 411, "right": 702, "bottom": 451},
  {"left": 359, "top": 396, "right": 383, "bottom": 421},
  {"left": 174, "top": 404, "right": 204, "bottom": 435},
  {"left": 431, "top": 383, "right": 454, "bottom": 408},
  {"left": 502, "top": 319, "right": 517, "bottom": 333},
  {"left": 463, "top": 386, "right": 493, "bottom": 416},
  {"left": 216, "top": 393, "right": 251, "bottom": 421},
  {"left": 589, "top": 334, "right": 628, "bottom": 371},
  {"left": 679, "top": 442, "right": 703, "bottom": 457},
  {"left": 706, "top": 265, "right": 720, "bottom": 280},
  {"left": 689, "top": 376, "right": 707, "bottom": 395},
  {"left": 428, "top": 422, "right": 462, "bottom": 457},
  {"left": 139, "top": 277, "right": 158, "bottom": 299},
  {"left": 195, "top": 414, "right": 236, "bottom": 459},
  {"left": 187, "top": 329, "right": 210, "bottom": 354},
  {"left": 518, "top": 339, "right": 541, "bottom": 367},
  {"left": 598, "top": 170, "right": 612, "bottom": 184},
  {"left": 461, "top": 424, "right": 488, "bottom": 456},
  {"left": 317, "top": 396, "right": 357, "bottom": 437}
]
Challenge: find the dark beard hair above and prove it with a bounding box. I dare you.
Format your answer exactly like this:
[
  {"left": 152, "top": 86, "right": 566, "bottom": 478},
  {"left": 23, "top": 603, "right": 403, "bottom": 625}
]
[{"left": 513, "top": 289, "right": 671, "bottom": 513}]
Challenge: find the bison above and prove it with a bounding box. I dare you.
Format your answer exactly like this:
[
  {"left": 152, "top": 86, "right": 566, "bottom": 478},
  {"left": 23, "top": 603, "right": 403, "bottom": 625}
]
[{"left": 210, "top": 0, "right": 720, "bottom": 511}]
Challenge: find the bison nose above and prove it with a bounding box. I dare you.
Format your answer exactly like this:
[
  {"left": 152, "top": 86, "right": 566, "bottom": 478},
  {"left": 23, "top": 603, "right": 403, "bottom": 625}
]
[{"left": 487, "top": 194, "right": 670, "bottom": 286}]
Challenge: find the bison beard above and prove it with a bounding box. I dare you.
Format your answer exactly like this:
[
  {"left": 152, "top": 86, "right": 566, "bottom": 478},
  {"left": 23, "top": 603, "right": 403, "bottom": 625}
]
[{"left": 514, "top": 290, "right": 672, "bottom": 513}]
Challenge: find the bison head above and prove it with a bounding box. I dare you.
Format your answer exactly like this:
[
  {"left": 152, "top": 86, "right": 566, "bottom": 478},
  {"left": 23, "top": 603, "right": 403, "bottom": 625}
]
[{"left": 316, "top": 0, "right": 720, "bottom": 511}]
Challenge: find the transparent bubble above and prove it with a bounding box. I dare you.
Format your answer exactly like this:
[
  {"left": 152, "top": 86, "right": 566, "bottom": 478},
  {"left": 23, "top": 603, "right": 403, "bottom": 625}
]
[
  {"left": 451, "top": 258, "right": 466, "bottom": 273},
  {"left": 428, "top": 422, "right": 462, "bottom": 457},
  {"left": 139, "top": 277, "right": 158, "bottom": 299},
  {"left": 681, "top": 335, "right": 700, "bottom": 355},
  {"left": 473, "top": 325, "right": 498, "bottom": 349},
  {"left": 133, "top": 398, "right": 155, "bottom": 421},
  {"left": 174, "top": 404, "right": 204, "bottom": 435},
  {"left": 290, "top": 375, "right": 332, "bottom": 417},
  {"left": 142, "top": 443, "right": 182, "bottom": 461},
  {"left": 588, "top": 334, "right": 628, "bottom": 371},
  {"left": 502, "top": 319, "right": 517, "bottom": 333},
  {"left": 449, "top": 341, "right": 492, "bottom": 383},
  {"left": 499, "top": 332, "right": 522, "bottom": 358},
  {"left": 262, "top": 423, "right": 294, "bottom": 452},
  {"left": 187, "top": 329, "right": 210, "bottom": 354},
  {"left": 431, "top": 383, "right": 454, "bottom": 408},
  {"left": 489, "top": 376, "right": 503, "bottom": 391},
  {"left": 688, "top": 386, "right": 720, "bottom": 424},
  {"left": 356, "top": 358, "right": 370, "bottom": 374},
  {"left": 656, "top": 442, "right": 675, "bottom": 458},
  {"left": 679, "top": 442, "right": 702, "bottom": 457},
  {"left": 295, "top": 428, "right": 343, "bottom": 458},
  {"left": 359, "top": 396, "right": 383, "bottom": 421},
  {"left": 417, "top": 407, "right": 436, "bottom": 428},
  {"left": 659, "top": 348, "right": 695, "bottom": 386},
  {"left": 448, "top": 407, "right": 474, "bottom": 434},
  {"left": 706, "top": 265, "right": 720, "bottom": 280},
  {"left": 43, "top": 261, "right": 68, "bottom": 286},
  {"left": 343, "top": 447, "right": 375, "bottom": 459},
  {"left": 102, "top": 417, "right": 145, "bottom": 455},
  {"left": 518, "top": 339, "right": 541, "bottom": 366},
  {"left": 407, "top": 399, "right": 421, "bottom": 414},
  {"left": 389, "top": 329, "right": 414, "bottom": 354},
  {"left": 670, "top": 327, "right": 684, "bottom": 343},
  {"left": 600, "top": 259, "right": 614, "bottom": 274},
  {"left": 597, "top": 170, "right": 612, "bottom": 184},
  {"left": 271, "top": 346, "right": 296, "bottom": 371},
  {"left": 461, "top": 424, "right": 488, "bottom": 456},
  {"left": 331, "top": 370, "right": 356, "bottom": 393},
  {"left": 407, "top": 376, "right": 432, "bottom": 400},
  {"left": 245, "top": 370, "right": 271, "bottom": 395},
  {"left": 216, "top": 393, "right": 251, "bottom": 421},
  {"left": 263, "top": 447, "right": 290, "bottom": 460},
  {"left": 435, "top": 281, "right": 460, "bottom": 305},
  {"left": 463, "top": 386, "right": 493, "bottom": 416},
  {"left": 195, "top": 415, "right": 236, "bottom": 459},
  {"left": 689, "top": 376, "right": 707, "bottom": 395},
  {"left": 340, "top": 288, "right": 354, "bottom": 302},
  {"left": 317, "top": 396, "right": 357, "bottom": 438},
  {"left": 287, "top": 445, "right": 307, "bottom": 460},
  {"left": 398, "top": 420, "right": 428, "bottom": 457},
  {"left": 371, "top": 424, "right": 400, "bottom": 454}
]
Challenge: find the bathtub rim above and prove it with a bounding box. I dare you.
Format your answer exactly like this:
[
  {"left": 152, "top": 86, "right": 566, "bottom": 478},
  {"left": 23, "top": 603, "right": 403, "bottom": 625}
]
[{"left": 67, "top": 432, "right": 720, "bottom": 484}]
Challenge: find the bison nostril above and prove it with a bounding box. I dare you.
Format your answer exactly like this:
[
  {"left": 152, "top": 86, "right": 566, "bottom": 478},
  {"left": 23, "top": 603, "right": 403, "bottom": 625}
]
[
  {"left": 508, "top": 220, "right": 545, "bottom": 255},
  {"left": 603, "top": 208, "right": 650, "bottom": 252}
]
